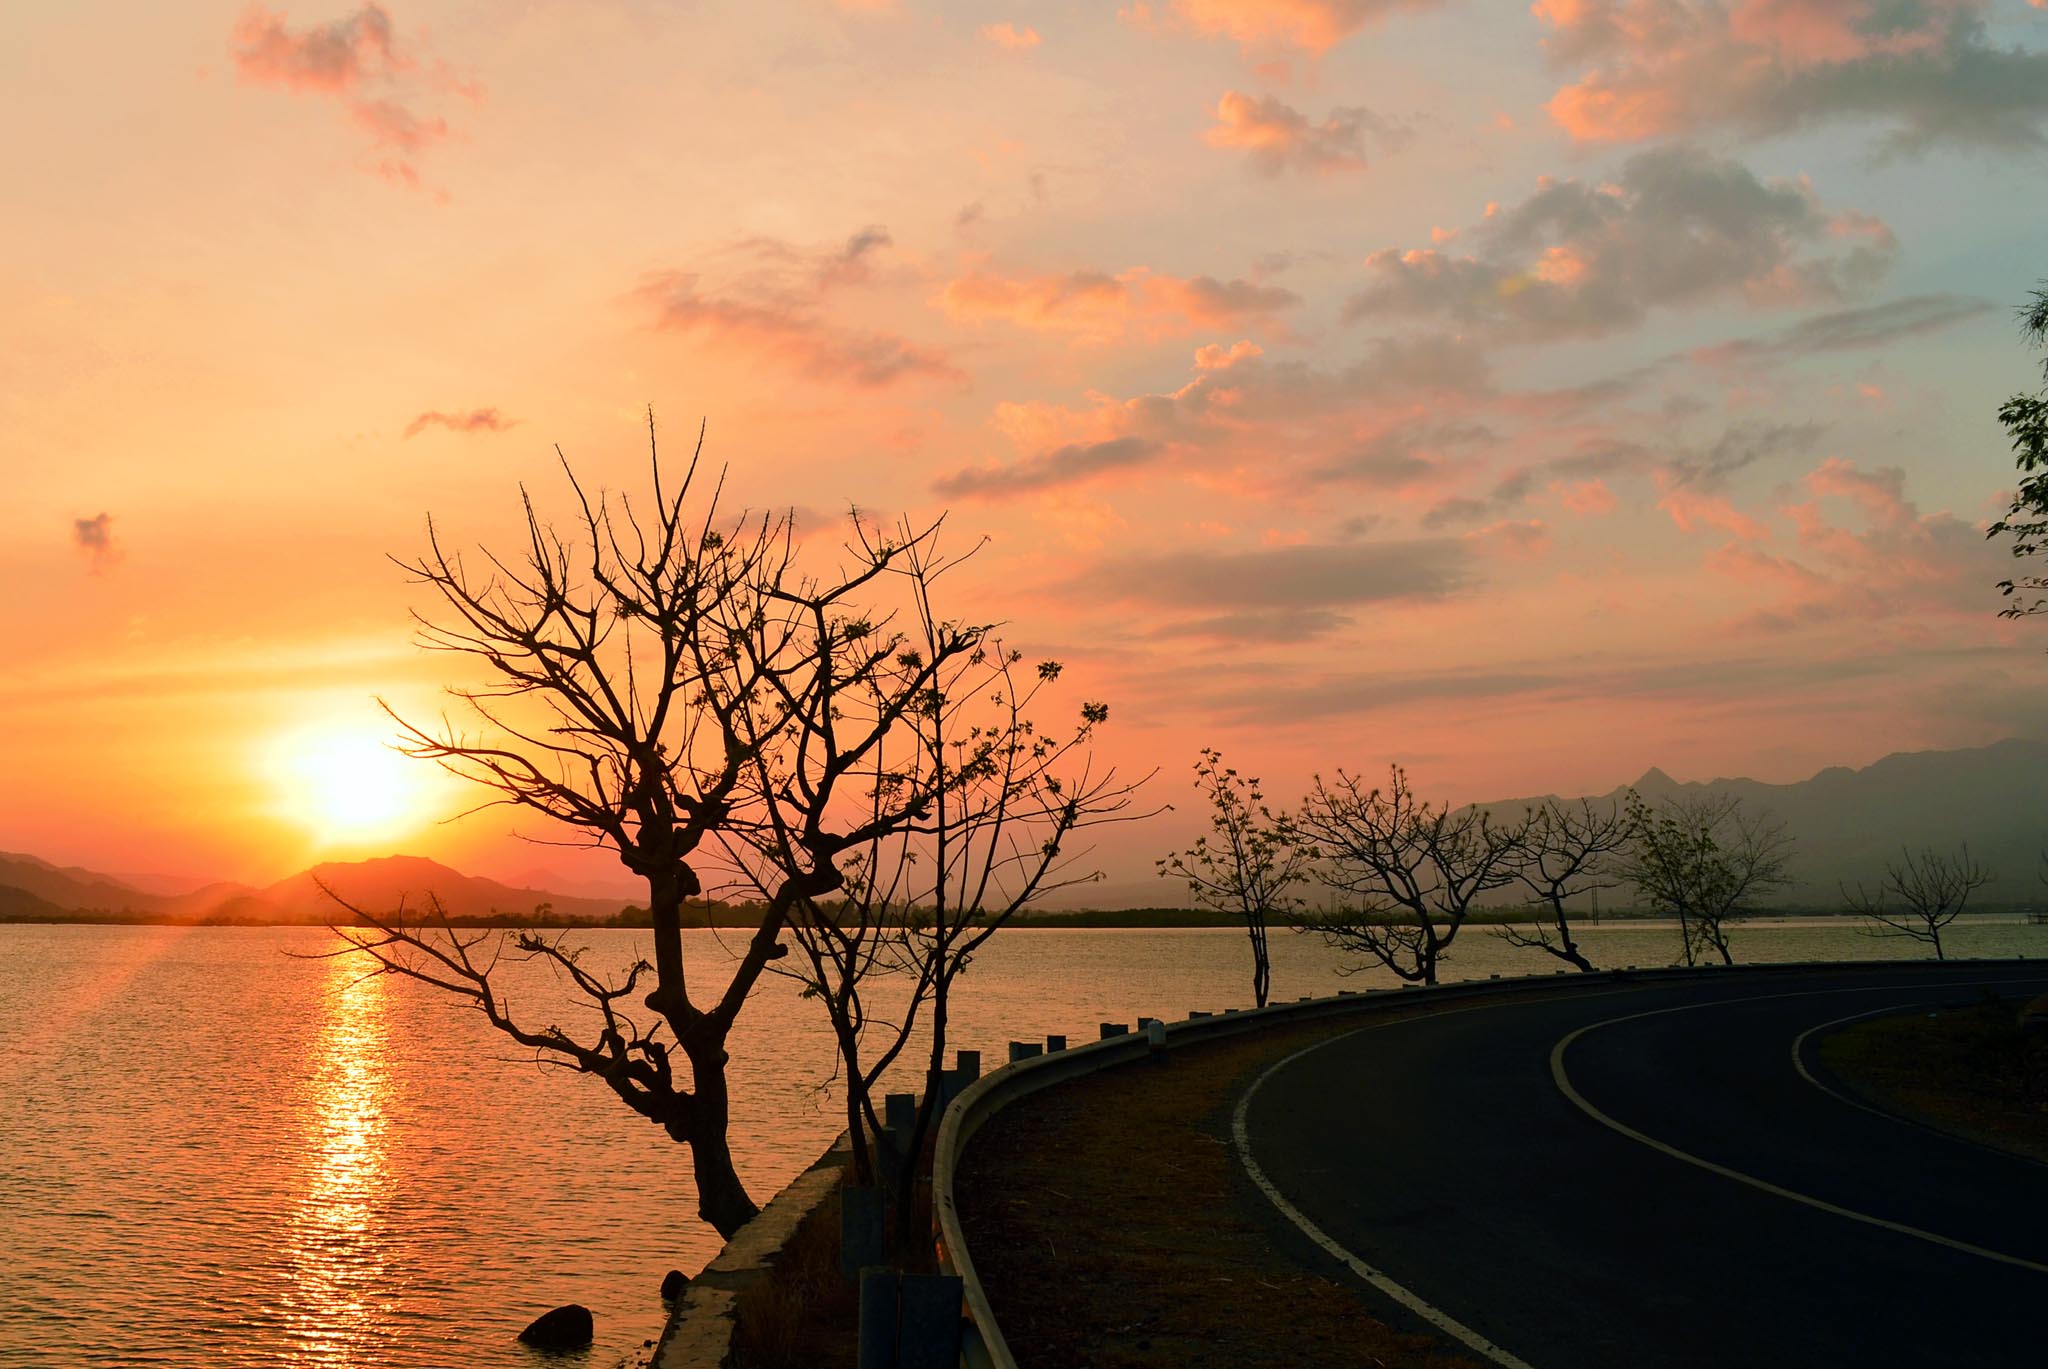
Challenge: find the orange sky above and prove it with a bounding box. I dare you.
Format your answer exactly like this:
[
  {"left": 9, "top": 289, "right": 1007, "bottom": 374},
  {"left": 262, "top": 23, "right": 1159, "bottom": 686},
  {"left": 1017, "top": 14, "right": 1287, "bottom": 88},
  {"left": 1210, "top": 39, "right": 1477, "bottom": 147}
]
[{"left": 5, "top": 2, "right": 2047, "bottom": 892}]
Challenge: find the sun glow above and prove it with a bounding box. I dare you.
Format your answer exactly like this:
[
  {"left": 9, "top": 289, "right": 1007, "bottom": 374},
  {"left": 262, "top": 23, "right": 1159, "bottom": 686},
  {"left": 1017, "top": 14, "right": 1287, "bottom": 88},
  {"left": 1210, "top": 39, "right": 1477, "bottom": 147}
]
[{"left": 269, "top": 726, "right": 434, "bottom": 843}]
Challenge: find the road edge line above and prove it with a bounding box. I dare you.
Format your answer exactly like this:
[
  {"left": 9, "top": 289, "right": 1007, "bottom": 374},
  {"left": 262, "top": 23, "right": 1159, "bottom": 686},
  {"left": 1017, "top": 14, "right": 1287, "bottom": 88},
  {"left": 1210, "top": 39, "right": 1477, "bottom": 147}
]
[
  {"left": 1550, "top": 983, "right": 2048, "bottom": 1277},
  {"left": 1232, "top": 1017, "right": 1542, "bottom": 1369}
]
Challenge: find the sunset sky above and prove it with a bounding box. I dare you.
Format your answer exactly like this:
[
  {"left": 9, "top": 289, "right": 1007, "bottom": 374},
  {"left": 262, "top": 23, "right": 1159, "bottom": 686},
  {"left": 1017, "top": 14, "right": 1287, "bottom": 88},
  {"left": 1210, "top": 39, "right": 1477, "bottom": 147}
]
[{"left": 6, "top": 1, "right": 2047, "bottom": 893}]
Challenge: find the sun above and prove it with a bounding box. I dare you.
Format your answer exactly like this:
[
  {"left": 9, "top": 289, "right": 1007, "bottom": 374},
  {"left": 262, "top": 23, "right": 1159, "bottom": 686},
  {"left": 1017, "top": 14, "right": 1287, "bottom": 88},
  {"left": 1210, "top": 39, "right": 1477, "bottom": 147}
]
[{"left": 269, "top": 727, "right": 433, "bottom": 843}]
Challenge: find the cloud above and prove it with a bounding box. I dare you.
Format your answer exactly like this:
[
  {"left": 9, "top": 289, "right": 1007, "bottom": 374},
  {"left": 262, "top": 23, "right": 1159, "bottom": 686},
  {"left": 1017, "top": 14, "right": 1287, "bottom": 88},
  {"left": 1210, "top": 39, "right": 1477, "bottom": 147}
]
[
  {"left": 1146, "top": 0, "right": 1444, "bottom": 54},
  {"left": 403, "top": 407, "right": 517, "bottom": 439},
  {"left": 1346, "top": 145, "right": 1895, "bottom": 340},
  {"left": 934, "top": 437, "right": 1166, "bottom": 498},
  {"left": 1147, "top": 607, "right": 1360, "bottom": 643},
  {"left": 990, "top": 333, "right": 1493, "bottom": 473},
  {"left": 640, "top": 273, "right": 960, "bottom": 387},
  {"left": 980, "top": 22, "right": 1041, "bottom": 48},
  {"left": 1659, "top": 486, "right": 1774, "bottom": 541},
  {"left": 1693, "top": 455, "right": 2005, "bottom": 630},
  {"left": 1693, "top": 293, "right": 1994, "bottom": 365},
  {"left": 230, "top": 4, "right": 474, "bottom": 189},
  {"left": 941, "top": 265, "right": 1299, "bottom": 341},
  {"left": 1311, "top": 423, "right": 1495, "bottom": 488},
  {"left": 1204, "top": 91, "right": 1411, "bottom": 175},
  {"left": 1469, "top": 518, "right": 1553, "bottom": 559},
  {"left": 1088, "top": 539, "right": 1470, "bottom": 613},
  {"left": 1536, "top": 0, "right": 2048, "bottom": 152},
  {"left": 73, "top": 513, "right": 118, "bottom": 572},
  {"left": 816, "top": 225, "right": 894, "bottom": 289},
  {"left": 1664, "top": 419, "right": 1825, "bottom": 490},
  {"left": 637, "top": 228, "right": 959, "bottom": 388}
]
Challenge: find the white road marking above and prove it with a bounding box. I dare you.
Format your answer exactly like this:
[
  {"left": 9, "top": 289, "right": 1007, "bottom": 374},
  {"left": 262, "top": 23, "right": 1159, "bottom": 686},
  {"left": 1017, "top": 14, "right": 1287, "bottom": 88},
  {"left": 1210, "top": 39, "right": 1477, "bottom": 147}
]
[
  {"left": 1232, "top": 1006, "right": 1544, "bottom": 1369},
  {"left": 1790, "top": 1000, "right": 2048, "bottom": 1172},
  {"left": 1551, "top": 981, "right": 2048, "bottom": 1277}
]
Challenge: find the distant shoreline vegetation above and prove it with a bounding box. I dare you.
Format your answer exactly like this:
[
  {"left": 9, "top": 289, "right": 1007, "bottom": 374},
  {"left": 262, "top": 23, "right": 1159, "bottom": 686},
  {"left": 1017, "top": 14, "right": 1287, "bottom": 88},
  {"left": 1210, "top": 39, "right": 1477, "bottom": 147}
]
[{"left": 5, "top": 901, "right": 2043, "bottom": 929}]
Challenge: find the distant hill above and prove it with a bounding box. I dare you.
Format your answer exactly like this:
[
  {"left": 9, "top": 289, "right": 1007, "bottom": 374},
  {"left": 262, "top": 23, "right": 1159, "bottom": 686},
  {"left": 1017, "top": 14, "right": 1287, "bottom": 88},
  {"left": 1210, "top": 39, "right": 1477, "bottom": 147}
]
[
  {"left": 0, "top": 851, "right": 633, "bottom": 925},
  {"left": 0, "top": 882, "right": 67, "bottom": 921},
  {"left": 1480, "top": 738, "right": 2047, "bottom": 909},
  {"left": 0, "top": 851, "right": 166, "bottom": 915},
  {"left": 188, "top": 855, "right": 633, "bottom": 924}
]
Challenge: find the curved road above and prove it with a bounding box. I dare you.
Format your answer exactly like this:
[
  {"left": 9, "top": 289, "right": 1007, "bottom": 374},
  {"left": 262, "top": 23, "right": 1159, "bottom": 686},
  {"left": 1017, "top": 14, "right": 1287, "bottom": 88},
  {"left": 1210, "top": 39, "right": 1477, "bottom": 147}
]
[{"left": 1237, "top": 964, "right": 2048, "bottom": 1369}]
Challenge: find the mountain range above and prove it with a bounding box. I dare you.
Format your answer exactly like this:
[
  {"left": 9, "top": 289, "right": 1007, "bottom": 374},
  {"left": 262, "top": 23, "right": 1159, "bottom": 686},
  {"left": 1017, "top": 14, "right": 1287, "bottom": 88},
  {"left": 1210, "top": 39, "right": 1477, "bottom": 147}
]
[
  {"left": 4, "top": 739, "right": 2043, "bottom": 921},
  {"left": 0, "top": 851, "right": 633, "bottom": 925},
  {"left": 1486, "top": 736, "right": 2045, "bottom": 908}
]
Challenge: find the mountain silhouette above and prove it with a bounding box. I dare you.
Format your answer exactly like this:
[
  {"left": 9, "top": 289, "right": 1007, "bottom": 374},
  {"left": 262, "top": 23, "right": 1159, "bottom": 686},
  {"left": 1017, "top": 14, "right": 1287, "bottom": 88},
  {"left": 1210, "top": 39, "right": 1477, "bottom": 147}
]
[
  {"left": 1, "top": 852, "right": 632, "bottom": 924},
  {"left": 1482, "top": 737, "right": 2047, "bottom": 908}
]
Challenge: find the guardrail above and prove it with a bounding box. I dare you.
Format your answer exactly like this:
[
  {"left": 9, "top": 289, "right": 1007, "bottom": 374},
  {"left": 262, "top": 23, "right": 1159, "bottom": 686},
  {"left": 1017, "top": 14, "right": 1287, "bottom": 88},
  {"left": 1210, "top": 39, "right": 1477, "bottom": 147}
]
[{"left": 929, "top": 955, "right": 2035, "bottom": 1369}]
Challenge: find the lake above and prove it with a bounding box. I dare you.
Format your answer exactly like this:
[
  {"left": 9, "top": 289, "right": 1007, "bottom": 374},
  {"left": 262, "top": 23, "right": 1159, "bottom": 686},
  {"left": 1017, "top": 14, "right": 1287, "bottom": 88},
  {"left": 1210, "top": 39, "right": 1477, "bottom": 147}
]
[{"left": 2, "top": 917, "right": 2042, "bottom": 1366}]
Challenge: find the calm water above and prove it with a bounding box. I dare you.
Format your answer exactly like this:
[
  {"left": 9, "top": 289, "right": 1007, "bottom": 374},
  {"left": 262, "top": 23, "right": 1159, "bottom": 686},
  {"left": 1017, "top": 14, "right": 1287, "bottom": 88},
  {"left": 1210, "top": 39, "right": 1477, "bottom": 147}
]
[{"left": 2, "top": 917, "right": 2043, "bottom": 1366}]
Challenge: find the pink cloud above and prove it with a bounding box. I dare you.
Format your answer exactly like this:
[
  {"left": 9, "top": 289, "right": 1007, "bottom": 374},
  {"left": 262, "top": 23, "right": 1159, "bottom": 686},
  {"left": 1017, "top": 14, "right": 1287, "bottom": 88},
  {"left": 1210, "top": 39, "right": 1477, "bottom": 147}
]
[
  {"left": 1558, "top": 478, "right": 1617, "bottom": 515},
  {"left": 1469, "top": 518, "right": 1553, "bottom": 559},
  {"left": 636, "top": 228, "right": 958, "bottom": 388},
  {"left": 941, "top": 264, "right": 1299, "bottom": 341},
  {"left": 640, "top": 273, "right": 960, "bottom": 388},
  {"left": 231, "top": 3, "right": 401, "bottom": 92},
  {"left": 980, "top": 22, "right": 1042, "bottom": 48},
  {"left": 230, "top": 5, "right": 474, "bottom": 190},
  {"left": 1659, "top": 487, "right": 1771, "bottom": 542},
  {"left": 1706, "top": 542, "right": 1828, "bottom": 593},
  {"left": 1164, "top": 0, "right": 1441, "bottom": 53},
  {"left": 1535, "top": 0, "right": 2048, "bottom": 152},
  {"left": 1204, "top": 91, "right": 1409, "bottom": 176},
  {"left": 1348, "top": 146, "right": 1893, "bottom": 340},
  {"left": 403, "top": 407, "right": 517, "bottom": 439}
]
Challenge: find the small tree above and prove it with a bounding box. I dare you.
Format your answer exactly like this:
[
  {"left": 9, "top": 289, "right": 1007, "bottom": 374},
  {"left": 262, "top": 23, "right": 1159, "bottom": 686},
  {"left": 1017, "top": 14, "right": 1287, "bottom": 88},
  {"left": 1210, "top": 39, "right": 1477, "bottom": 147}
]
[
  {"left": 326, "top": 416, "right": 1011, "bottom": 1239},
  {"left": 1843, "top": 846, "right": 1992, "bottom": 960},
  {"left": 740, "top": 573, "right": 1142, "bottom": 1196},
  {"left": 1295, "top": 766, "right": 1526, "bottom": 986},
  {"left": 1496, "top": 798, "right": 1629, "bottom": 973},
  {"left": 1158, "top": 748, "right": 1312, "bottom": 1008},
  {"left": 1619, "top": 791, "right": 1793, "bottom": 966},
  {"left": 1988, "top": 283, "right": 2048, "bottom": 620}
]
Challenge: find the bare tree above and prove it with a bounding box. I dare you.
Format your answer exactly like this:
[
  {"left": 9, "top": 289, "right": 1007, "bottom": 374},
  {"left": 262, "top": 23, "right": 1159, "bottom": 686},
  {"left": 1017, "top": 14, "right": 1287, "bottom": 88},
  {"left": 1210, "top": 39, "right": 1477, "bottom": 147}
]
[
  {"left": 1158, "top": 748, "right": 1312, "bottom": 1008},
  {"left": 326, "top": 415, "right": 992, "bottom": 1239},
  {"left": 1496, "top": 798, "right": 1629, "bottom": 973},
  {"left": 1619, "top": 790, "right": 1793, "bottom": 966},
  {"left": 1843, "top": 845, "right": 1992, "bottom": 960},
  {"left": 737, "top": 565, "right": 1144, "bottom": 1194},
  {"left": 1295, "top": 766, "right": 1527, "bottom": 986}
]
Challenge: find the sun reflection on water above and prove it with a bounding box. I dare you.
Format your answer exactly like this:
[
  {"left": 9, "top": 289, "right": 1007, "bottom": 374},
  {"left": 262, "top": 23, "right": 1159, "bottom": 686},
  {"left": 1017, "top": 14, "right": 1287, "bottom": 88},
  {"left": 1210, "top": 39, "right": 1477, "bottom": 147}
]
[{"left": 283, "top": 949, "right": 395, "bottom": 1364}]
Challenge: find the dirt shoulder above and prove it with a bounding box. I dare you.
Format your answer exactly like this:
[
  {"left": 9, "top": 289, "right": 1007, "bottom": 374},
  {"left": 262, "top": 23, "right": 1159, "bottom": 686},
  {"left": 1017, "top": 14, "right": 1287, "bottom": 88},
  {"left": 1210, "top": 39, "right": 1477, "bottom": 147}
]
[
  {"left": 954, "top": 1015, "right": 1482, "bottom": 1369},
  {"left": 1816, "top": 993, "right": 2048, "bottom": 1165}
]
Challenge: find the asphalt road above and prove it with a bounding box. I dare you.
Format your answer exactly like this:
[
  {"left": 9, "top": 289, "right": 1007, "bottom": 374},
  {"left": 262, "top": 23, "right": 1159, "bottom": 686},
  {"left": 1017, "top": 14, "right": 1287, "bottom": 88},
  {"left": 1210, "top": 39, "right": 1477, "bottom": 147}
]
[{"left": 1237, "top": 963, "right": 2048, "bottom": 1369}]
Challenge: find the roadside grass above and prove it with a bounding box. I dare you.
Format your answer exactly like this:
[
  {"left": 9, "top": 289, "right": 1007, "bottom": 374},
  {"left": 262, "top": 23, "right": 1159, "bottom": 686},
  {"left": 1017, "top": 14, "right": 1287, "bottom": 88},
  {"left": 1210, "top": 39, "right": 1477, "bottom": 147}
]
[
  {"left": 731, "top": 1162, "right": 938, "bottom": 1367},
  {"left": 955, "top": 1019, "right": 1481, "bottom": 1369},
  {"left": 1817, "top": 994, "right": 2048, "bottom": 1164},
  {"left": 729, "top": 1181, "right": 859, "bottom": 1368}
]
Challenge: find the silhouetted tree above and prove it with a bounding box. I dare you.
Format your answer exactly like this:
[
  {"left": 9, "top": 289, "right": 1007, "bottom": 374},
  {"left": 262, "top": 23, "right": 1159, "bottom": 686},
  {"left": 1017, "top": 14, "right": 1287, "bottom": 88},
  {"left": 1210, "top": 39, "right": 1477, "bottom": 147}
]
[
  {"left": 1158, "top": 748, "right": 1311, "bottom": 1008},
  {"left": 1295, "top": 766, "right": 1526, "bottom": 986},
  {"left": 739, "top": 565, "right": 1142, "bottom": 1194},
  {"left": 1496, "top": 798, "right": 1629, "bottom": 973},
  {"left": 1619, "top": 791, "right": 1792, "bottom": 966},
  {"left": 1988, "top": 283, "right": 2048, "bottom": 620},
  {"left": 1843, "top": 845, "right": 1991, "bottom": 960},
  {"left": 325, "top": 414, "right": 1005, "bottom": 1239}
]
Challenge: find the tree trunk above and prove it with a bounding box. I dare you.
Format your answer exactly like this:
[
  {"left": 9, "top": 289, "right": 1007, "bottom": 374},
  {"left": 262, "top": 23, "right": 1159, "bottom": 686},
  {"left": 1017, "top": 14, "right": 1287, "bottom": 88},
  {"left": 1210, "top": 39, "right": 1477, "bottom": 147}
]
[
  {"left": 838, "top": 1017, "right": 874, "bottom": 1186},
  {"left": 1247, "top": 916, "right": 1270, "bottom": 1008},
  {"left": 678, "top": 1028, "right": 759, "bottom": 1239}
]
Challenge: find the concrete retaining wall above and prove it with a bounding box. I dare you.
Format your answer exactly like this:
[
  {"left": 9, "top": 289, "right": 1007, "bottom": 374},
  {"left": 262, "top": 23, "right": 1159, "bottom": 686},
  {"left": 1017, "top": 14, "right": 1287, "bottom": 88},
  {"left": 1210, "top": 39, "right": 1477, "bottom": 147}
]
[{"left": 619, "top": 1129, "right": 853, "bottom": 1369}]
